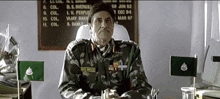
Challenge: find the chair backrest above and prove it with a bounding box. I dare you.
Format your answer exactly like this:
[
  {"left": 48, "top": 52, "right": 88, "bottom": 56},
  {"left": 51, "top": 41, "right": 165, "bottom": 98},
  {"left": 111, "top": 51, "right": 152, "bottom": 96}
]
[{"left": 75, "top": 23, "right": 130, "bottom": 40}]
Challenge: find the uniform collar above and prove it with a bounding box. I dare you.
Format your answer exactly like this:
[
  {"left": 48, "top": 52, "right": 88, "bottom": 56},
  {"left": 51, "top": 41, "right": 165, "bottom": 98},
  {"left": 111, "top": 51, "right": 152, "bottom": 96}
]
[{"left": 90, "top": 38, "right": 116, "bottom": 54}]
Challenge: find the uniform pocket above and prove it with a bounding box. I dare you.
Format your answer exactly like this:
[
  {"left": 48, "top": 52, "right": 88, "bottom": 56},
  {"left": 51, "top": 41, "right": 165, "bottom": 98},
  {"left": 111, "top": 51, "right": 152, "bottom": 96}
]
[
  {"left": 81, "top": 67, "right": 97, "bottom": 83},
  {"left": 87, "top": 72, "right": 97, "bottom": 82},
  {"left": 109, "top": 69, "right": 126, "bottom": 84}
]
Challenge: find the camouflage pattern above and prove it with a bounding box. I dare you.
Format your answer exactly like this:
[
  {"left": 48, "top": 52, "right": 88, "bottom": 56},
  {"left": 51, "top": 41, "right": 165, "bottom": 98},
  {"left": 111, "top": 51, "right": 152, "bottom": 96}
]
[{"left": 58, "top": 39, "right": 152, "bottom": 99}]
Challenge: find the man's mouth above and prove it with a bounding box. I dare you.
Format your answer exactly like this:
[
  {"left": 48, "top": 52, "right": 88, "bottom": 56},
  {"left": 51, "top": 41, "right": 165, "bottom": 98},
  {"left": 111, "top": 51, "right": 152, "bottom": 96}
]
[{"left": 100, "top": 29, "right": 109, "bottom": 33}]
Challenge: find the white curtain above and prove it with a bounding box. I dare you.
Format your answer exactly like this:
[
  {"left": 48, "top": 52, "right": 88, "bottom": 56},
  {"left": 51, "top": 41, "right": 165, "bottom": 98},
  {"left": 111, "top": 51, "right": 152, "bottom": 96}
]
[{"left": 190, "top": 1, "right": 220, "bottom": 73}]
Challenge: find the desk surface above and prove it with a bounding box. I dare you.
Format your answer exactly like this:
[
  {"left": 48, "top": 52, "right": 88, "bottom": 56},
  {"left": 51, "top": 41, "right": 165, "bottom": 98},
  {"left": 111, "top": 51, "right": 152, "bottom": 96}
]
[
  {"left": 203, "top": 91, "right": 220, "bottom": 98},
  {"left": 196, "top": 89, "right": 220, "bottom": 99}
]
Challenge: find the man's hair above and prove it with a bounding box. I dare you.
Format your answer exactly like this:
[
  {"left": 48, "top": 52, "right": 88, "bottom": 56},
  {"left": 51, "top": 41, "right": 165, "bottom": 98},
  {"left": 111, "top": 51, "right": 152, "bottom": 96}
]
[{"left": 88, "top": 2, "right": 115, "bottom": 24}]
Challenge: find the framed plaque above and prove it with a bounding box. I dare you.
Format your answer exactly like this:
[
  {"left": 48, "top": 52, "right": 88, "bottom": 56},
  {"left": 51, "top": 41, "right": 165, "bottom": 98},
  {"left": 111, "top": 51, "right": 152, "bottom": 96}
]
[{"left": 38, "top": 0, "right": 138, "bottom": 50}]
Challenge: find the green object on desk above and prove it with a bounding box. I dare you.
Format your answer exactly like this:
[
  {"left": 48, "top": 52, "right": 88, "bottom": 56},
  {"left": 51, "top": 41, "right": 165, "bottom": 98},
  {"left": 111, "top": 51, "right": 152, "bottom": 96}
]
[{"left": 18, "top": 61, "right": 44, "bottom": 81}]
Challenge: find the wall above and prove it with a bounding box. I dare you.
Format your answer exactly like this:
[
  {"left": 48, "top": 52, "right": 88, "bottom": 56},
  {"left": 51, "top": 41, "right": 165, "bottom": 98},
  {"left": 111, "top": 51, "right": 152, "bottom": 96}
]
[
  {"left": 139, "top": 1, "right": 193, "bottom": 99},
  {"left": 0, "top": 1, "right": 193, "bottom": 99}
]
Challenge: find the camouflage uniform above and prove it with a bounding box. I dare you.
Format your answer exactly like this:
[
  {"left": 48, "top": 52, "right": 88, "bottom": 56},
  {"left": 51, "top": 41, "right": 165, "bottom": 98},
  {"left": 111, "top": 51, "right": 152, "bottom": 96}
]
[{"left": 58, "top": 39, "right": 152, "bottom": 99}]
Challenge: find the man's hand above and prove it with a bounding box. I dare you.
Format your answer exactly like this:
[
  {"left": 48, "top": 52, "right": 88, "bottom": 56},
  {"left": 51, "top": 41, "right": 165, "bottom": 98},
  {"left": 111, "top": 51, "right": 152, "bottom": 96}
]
[{"left": 102, "top": 89, "right": 120, "bottom": 99}]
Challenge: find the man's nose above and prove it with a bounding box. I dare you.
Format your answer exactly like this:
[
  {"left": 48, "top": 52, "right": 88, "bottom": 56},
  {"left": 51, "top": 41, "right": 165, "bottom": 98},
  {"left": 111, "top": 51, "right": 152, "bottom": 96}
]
[{"left": 101, "top": 21, "right": 107, "bottom": 28}]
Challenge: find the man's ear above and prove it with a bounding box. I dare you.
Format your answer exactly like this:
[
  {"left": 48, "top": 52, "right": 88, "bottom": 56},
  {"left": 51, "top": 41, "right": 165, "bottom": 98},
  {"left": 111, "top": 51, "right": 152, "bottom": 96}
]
[
  {"left": 88, "top": 23, "right": 93, "bottom": 35},
  {"left": 89, "top": 23, "right": 92, "bottom": 29}
]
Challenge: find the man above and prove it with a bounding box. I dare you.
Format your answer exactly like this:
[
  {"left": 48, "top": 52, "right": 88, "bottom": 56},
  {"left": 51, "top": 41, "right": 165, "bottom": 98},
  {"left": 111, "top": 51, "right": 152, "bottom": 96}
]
[{"left": 58, "top": 2, "right": 152, "bottom": 99}]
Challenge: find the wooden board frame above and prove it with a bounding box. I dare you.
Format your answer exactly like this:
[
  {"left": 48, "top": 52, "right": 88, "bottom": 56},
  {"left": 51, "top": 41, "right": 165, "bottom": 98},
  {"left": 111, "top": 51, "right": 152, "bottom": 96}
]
[{"left": 38, "top": 0, "right": 138, "bottom": 50}]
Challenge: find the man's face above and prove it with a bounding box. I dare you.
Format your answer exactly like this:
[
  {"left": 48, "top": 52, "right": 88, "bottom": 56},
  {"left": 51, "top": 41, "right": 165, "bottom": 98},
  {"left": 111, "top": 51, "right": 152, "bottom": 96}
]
[{"left": 90, "top": 11, "right": 114, "bottom": 46}]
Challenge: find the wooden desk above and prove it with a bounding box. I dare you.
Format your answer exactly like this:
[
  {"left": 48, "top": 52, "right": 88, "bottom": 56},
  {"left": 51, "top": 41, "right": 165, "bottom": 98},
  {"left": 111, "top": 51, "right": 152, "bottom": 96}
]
[{"left": 0, "top": 82, "right": 31, "bottom": 99}]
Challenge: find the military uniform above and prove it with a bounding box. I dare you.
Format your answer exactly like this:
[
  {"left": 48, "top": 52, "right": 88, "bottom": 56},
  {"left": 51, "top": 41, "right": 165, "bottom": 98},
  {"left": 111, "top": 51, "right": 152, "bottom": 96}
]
[{"left": 58, "top": 39, "right": 152, "bottom": 99}]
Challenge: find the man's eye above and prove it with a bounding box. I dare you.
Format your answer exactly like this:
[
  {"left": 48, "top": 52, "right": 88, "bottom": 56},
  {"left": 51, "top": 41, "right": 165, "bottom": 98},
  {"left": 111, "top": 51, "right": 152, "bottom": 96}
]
[
  {"left": 106, "top": 19, "right": 111, "bottom": 22},
  {"left": 97, "top": 19, "right": 102, "bottom": 23}
]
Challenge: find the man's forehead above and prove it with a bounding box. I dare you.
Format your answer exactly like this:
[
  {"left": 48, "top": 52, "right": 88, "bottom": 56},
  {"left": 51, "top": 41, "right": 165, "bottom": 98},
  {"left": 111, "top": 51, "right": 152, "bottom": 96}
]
[
  {"left": 92, "top": 11, "right": 113, "bottom": 19},
  {"left": 94, "top": 16, "right": 111, "bottom": 20}
]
